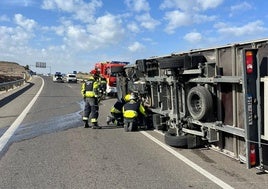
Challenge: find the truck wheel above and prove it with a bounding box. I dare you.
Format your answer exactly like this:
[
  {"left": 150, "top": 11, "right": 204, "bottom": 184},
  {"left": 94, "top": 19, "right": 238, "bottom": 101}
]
[
  {"left": 164, "top": 132, "right": 188, "bottom": 147},
  {"left": 187, "top": 86, "right": 213, "bottom": 120}
]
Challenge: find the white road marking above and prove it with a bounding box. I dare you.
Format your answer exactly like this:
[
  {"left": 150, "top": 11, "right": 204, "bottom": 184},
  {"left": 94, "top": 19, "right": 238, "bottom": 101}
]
[
  {"left": 0, "top": 77, "right": 44, "bottom": 152},
  {"left": 140, "top": 131, "right": 234, "bottom": 189}
]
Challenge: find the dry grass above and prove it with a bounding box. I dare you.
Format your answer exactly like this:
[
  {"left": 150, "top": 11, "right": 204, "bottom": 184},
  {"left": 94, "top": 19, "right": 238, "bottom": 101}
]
[{"left": 0, "top": 61, "right": 29, "bottom": 82}]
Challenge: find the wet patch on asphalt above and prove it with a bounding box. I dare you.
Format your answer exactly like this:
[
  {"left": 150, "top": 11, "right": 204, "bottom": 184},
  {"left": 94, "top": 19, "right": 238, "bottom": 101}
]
[{"left": 11, "top": 101, "right": 85, "bottom": 143}]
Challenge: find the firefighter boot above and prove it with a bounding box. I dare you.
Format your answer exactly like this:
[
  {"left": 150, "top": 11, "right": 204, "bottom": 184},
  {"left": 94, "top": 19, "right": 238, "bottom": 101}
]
[
  {"left": 92, "top": 122, "right": 102, "bottom": 129},
  {"left": 84, "top": 121, "right": 90, "bottom": 128},
  {"left": 106, "top": 116, "right": 113, "bottom": 125}
]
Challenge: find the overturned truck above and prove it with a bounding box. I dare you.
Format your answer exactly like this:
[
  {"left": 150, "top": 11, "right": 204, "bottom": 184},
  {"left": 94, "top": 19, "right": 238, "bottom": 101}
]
[{"left": 115, "top": 38, "right": 268, "bottom": 170}]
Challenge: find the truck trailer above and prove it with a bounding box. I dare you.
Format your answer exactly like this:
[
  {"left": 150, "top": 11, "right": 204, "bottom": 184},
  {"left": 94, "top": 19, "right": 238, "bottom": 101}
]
[{"left": 115, "top": 38, "right": 268, "bottom": 171}]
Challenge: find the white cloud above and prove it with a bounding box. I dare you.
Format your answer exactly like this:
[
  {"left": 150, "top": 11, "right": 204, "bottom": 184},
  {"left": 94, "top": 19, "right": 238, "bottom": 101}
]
[
  {"left": 127, "top": 22, "right": 140, "bottom": 33},
  {"left": 42, "top": 0, "right": 103, "bottom": 23},
  {"left": 164, "top": 10, "right": 191, "bottom": 34},
  {"left": 64, "top": 25, "right": 88, "bottom": 49},
  {"left": 0, "top": 26, "right": 33, "bottom": 48},
  {"left": 42, "top": 13, "right": 125, "bottom": 51},
  {"left": 197, "top": 0, "right": 223, "bottom": 11},
  {"left": 14, "top": 14, "right": 37, "bottom": 31},
  {"left": 87, "top": 14, "right": 125, "bottom": 45},
  {"left": 160, "top": 0, "right": 221, "bottom": 33},
  {"left": 230, "top": 2, "right": 252, "bottom": 12},
  {"left": 184, "top": 32, "right": 202, "bottom": 43},
  {"left": 42, "top": 0, "right": 74, "bottom": 11},
  {"left": 160, "top": 0, "right": 223, "bottom": 11},
  {"left": 128, "top": 41, "right": 145, "bottom": 52},
  {"left": 193, "top": 14, "right": 216, "bottom": 23},
  {"left": 229, "top": 2, "right": 252, "bottom": 17},
  {"left": 125, "top": 0, "right": 150, "bottom": 12},
  {"left": 160, "top": 0, "right": 192, "bottom": 11},
  {"left": 136, "top": 13, "right": 160, "bottom": 30},
  {"left": 0, "top": 14, "right": 36, "bottom": 50},
  {"left": 215, "top": 20, "right": 267, "bottom": 37}
]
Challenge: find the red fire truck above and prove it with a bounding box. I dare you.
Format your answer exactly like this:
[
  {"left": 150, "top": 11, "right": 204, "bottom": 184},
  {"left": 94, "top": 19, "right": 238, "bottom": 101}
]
[{"left": 93, "top": 61, "right": 129, "bottom": 95}]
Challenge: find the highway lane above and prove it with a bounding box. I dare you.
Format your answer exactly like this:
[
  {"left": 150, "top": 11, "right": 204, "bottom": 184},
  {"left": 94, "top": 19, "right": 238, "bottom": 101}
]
[
  {"left": 0, "top": 76, "right": 42, "bottom": 131},
  {"left": 0, "top": 76, "right": 267, "bottom": 189}
]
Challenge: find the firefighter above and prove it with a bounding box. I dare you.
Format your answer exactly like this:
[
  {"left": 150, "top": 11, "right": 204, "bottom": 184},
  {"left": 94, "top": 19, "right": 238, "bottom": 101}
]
[
  {"left": 122, "top": 93, "right": 147, "bottom": 126},
  {"left": 99, "top": 76, "right": 107, "bottom": 98},
  {"left": 81, "top": 73, "right": 101, "bottom": 129},
  {"left": 106, "top": 93, "right": 131, "bottom": 126}
]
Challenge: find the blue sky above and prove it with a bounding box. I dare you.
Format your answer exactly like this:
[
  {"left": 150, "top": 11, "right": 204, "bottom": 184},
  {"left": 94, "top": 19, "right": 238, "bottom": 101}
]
[{"left": 0, "top": 0, "right": 268, "bottom": 74}]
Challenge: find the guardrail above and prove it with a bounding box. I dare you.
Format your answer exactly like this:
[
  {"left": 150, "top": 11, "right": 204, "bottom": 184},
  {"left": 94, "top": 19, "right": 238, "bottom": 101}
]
[{"left": 0, "top": 79, "right": 25, "bottom": 92}]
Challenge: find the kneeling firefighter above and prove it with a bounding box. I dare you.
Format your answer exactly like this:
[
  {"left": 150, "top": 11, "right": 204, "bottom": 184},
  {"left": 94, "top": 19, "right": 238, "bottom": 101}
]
[
  {"left": 107, "top": 93, "right": 131, "bottom": 126},
  {"left": 81, "top": 73, "right": 101, "bottom": 129},
  {"left": 122, "top": 93, "right": 147, "bottom": 131}
]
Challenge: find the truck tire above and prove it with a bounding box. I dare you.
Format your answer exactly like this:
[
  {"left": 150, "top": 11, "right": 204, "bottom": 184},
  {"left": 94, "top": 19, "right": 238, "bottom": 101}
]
[
  {"left": 187, "top": 86, "right": 213, "bottom": 120},
  {"left": 164, "top": 132, "right": 188, "bottom": 147}
]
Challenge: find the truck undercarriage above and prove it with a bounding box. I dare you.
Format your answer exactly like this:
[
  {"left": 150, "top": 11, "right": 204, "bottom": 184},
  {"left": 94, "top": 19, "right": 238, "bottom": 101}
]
[{"left": 116, "top": 38, "right": 268, "bottom": 170}]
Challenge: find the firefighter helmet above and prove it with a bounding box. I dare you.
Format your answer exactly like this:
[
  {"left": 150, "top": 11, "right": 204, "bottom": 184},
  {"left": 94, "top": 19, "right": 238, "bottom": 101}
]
[{"left": 124, "top": 94, "right": 131, "bottom": 102}]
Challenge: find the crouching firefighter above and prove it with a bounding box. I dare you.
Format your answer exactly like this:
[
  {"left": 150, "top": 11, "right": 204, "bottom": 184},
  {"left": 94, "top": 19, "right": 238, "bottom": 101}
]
[
  {"left": 107, "top": 93, "right": 131, "bottom": 127},
  {"left": 81, "top": 74, "right": 101, "bottom": 129},
  {"left": 122, "top": 93, "right": 147, "bottom": 131}
]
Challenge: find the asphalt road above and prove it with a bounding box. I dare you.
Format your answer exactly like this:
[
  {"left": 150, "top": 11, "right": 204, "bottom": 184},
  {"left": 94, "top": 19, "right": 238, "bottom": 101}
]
[{"left": 0, "top": 76, "right": 267, "bottom": 189}]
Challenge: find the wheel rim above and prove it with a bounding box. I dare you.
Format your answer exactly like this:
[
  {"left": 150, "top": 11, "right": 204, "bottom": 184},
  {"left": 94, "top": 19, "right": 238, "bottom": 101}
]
[{"left": 191, "top": 93, "right": 202, "bottom": 114}]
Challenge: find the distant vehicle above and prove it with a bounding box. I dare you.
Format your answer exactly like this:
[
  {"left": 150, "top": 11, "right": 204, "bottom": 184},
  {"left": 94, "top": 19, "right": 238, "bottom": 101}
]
[
  {"left": 65, "top": 73, "right": 77, "bottom": 83},
  {"left": 53, "top": 72, "right": 64, "bottom": 82}
]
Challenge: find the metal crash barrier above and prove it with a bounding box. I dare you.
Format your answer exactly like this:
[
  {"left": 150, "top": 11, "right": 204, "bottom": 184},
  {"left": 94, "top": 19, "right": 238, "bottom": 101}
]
[{"left": 0, "top": 79, "right": 25, "bottom": 92}]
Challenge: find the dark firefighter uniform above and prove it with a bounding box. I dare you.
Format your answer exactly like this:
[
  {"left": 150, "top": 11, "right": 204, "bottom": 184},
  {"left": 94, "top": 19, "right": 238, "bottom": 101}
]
[
  {"left": 122, "top": 94, "right": 147, "bottom": 120},
  {"left": 81, "top": 75, "right": 101, "bottom": 129},
  {"left": 99, "top": 77, "right": 107, "bottom": 94},
  {"left": 107, "top": 94, "right": 131, "bottom": 126}
]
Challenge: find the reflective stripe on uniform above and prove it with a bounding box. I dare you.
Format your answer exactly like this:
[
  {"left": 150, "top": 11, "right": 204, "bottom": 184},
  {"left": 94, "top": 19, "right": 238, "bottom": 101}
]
[
  {"left": 83, "top": 117, "right": 89, "bottom": 121},
  {"left": 123, "top": 110, "right": 138, "bottom": 119},
  {"left": 111, "top": 107, "right": 121, "bottom": 114},
  {"left": 85, "top": 91, "right": 95, "bottom": 97},
  {"left": 91, "top": 118, "right": 97, "bottom": 123}
]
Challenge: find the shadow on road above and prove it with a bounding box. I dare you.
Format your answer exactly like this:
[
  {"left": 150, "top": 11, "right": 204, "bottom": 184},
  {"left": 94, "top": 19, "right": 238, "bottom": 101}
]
[{"left": 0, "top": 82, "right": 34, "bottom": 108}]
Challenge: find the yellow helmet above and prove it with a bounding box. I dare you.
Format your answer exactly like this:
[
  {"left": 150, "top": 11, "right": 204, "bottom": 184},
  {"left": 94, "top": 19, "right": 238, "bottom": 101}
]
[{"left": 124, "top": 94, "right": 131, "bottom": 102}]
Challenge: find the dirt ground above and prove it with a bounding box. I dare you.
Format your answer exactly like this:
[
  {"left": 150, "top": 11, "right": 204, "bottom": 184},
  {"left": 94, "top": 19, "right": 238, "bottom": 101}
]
[{"left": 0, "top": 61, "right": 29, "bottom": 83}]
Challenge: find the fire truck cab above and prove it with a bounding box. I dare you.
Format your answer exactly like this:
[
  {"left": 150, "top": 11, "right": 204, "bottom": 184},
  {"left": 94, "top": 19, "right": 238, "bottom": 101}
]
[{"left": 94, "top": 61, "right": 129, "bottom": 95}]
